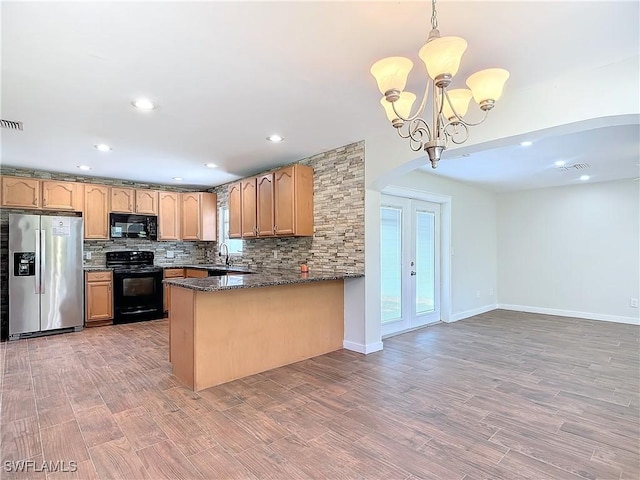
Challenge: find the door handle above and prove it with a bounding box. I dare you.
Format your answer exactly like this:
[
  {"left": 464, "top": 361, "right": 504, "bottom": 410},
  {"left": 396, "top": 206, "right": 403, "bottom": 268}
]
[
  {"left": 35, "top": 229, "right": 41, "bottom": 294},
  {"left": 410, "top": 271, "right": 417, "bottom": 276},
  {"left": 40, "top": 230, "right": 46, "bottom": 293}
]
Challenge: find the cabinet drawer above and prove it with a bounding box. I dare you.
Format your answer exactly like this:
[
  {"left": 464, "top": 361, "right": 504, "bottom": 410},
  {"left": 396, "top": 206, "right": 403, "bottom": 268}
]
[
  {"left": 185, "top": 268, "right": 208, "bottom": 278},
  {"left": 164, "top": 268, "right": 185, "bottom": 278},
  {"left": 86, "top": 271, "right": 112, "bottom": 282}
]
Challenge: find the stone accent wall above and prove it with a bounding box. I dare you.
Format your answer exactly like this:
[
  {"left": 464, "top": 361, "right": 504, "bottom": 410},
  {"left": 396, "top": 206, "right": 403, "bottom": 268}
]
[{"left": 212, "top": 141, "right": 365, "bottom": 273}]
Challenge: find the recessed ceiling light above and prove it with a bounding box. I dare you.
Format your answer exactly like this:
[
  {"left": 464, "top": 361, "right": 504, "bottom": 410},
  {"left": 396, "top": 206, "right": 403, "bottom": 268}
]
[
  {"left": 172, "top": 177, "right": 183, "bottom": 181},
  {"left": 132, "top": 98, "right": 157, "bottom": 110},
  {"left": 554, "top": 160, "right": 566, "bottom": 167},
  {"left": 580, "top": 175, "right": 590, "bottom": 181},
  {"left": 520, "top": 141, "right": 533, "bottom": 147},
  {"left": 204, "top": 163, "right": 218, "bottom": 168},
  {"left": 94, "top": 144, "right": 112, "bottom": 152},
  {"left": 267, "top": 134, "right": 284, "bottom": 143},
  {"left": 77, "top": 165, "right": 91, "bottom": 171}
]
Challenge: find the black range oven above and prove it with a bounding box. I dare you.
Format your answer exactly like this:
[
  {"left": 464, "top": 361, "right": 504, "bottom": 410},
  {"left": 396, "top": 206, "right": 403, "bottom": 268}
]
[{"left": 106, "top": 251, "right": 163, "bottom": 324}]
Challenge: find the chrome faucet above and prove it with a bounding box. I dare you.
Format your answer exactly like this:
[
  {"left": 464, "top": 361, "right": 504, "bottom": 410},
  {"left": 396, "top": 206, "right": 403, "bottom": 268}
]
[{"left": 219, "top": 242, "right": 230, "bottom": 267}]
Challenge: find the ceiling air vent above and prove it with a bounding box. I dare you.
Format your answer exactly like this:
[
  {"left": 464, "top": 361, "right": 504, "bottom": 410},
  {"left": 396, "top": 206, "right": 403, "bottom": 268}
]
[
  {"left": 1, "top": 119, "right": 24, "bottom": 131},
  {"left": 559, "top": 163, "right": 590, "bottom": 171}
]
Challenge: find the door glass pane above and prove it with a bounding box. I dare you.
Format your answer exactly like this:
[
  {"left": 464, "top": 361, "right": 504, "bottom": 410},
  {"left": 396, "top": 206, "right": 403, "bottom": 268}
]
[
  {"left": 415, "top": 211, "right": 435, "bottom": 314},
  {"left": 381, "top": 206, "right": 402, "bottom": 323}
]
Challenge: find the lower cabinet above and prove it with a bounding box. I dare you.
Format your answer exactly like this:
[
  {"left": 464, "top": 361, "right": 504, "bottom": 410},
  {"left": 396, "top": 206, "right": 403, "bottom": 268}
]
[
  {"left": 163, "top": 268, "right": 185, "bottom": 313},
  {"left": 85, "top": 271, "right": 113, "bottom": 327}
]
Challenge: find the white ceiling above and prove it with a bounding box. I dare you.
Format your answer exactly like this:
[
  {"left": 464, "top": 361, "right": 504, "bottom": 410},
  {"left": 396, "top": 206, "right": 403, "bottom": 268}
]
[{"left": 1, "top": 1, "right": 639, "bottom": 190}]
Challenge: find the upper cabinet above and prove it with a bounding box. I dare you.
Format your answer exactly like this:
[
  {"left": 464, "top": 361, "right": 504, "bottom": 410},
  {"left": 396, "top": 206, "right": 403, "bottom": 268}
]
[
  {"left": 136, "top": 190, "right": 158, "bottom": 215},
  {"left": 256, "top": 174, "right": 275, "bottom": 236},
  {"left": 182, "top": 192, "right": 217, "bottom": 241},
  {"left": 42, "top": 180, "right": 82, "bottom": 211},
  {"left": 111, "top": 187, "right": 135, "bottom": 213},
  {"left": 84, "top": 184, "right": 110, "bottom": 239},
  {"left": 228, "top": 182, "right": 242, "bottom": 239},
  {"left": 1, "top": 176, "right": 41, "bottom": 209},
  {"left": 159, "top": 191, "right": 181, "bottom": 241},
  {"left": 241, "top": 178, "right": 257, "bottom": 238},
  {"left": 274, "top": 164, "right": 313, "bottom": 236},
  {"left": 228, "top": 164, "right": 314, "bottom": 239}
]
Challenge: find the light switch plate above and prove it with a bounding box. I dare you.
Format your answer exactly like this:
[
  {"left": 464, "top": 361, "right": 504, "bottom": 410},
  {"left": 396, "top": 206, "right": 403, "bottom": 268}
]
[
  {"left": 167, "top": 251, "right": 175, "bottom": 258},
  {"left": 85, "top": 252, "right": 92, "bottom": 260}
]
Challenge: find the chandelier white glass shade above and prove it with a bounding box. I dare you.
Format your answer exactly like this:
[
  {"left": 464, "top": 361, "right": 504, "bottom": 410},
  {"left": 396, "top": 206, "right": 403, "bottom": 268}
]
[{"left": 370, "top": 0, "right": 510, "bottom": 168}]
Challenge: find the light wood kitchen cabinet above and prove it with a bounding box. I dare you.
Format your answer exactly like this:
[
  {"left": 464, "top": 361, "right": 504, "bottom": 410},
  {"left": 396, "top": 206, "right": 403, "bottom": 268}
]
[
  {"left": 84, "top": 184, "right": 110, "bottom": 239},
  {"left": 41, "top": 180, "right": 82, "bottom": 211},
  {"left": 227, "top": 182, "right": 242, "bottom": 238},
  {"left": 111, "top": 187, "right": 135, "bottom": 213},
  {"left": 135, "top": 189, "right": 159, "bottom": 215},
  {"left": 256, "top": 173, "right": 275, "bottom": 236},
  {"left": 1, "top": 176, "right": 41, "bottom": 209},
  {"left": 185, "top": 268, "right": 209, "bottom": 278},
  {"left": 181, "top": 192, "right": 217, "bottom": 241},
  {"left": 274, "top": 164, "right": 314, "bottom": 236},
  {"left": 164, "top": 268, "right": 185, "bottom": 313},
  {"left": 241, "top": 178, "right": 257, "bottom": 238},
  {"left": 159, "top": 191, "right": 181, "bottom": 240},
  {"left": 85, "top": 271, "right": 113, "bottom": 327}
]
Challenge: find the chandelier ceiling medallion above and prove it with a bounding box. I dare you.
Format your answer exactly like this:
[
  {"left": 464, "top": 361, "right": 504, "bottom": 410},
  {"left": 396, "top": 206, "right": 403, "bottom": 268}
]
[{"left": 370, "top": 0, "right": 510, "bottom": 169}]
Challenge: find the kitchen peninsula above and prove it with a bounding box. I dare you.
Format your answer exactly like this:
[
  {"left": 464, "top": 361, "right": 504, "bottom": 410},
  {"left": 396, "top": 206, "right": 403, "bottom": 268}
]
[{"left": 165, "top": 270, "right": 364, "bottom": 391}]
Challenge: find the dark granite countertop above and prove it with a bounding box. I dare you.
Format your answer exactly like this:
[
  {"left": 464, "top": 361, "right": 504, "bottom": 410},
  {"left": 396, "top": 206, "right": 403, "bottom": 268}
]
[
  {"left": 164, "top": 269, "right": 364, "bottom": 292},
  {"left": 156, "top": 264, "right": 254, "bottom": 274}
]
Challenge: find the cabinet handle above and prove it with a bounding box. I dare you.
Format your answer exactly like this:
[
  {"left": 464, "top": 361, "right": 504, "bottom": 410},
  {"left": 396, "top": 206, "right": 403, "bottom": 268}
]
[
  {"left": 129, "top": 204, "right": 132, "bottom": 210},
  {"left": 274, "top": 224, "right": 277, "bottom": 232},
  {"left": 33, "top": 198, "right": 37, "bottom": 205},
  {"left": 43, "top": 198, "right": 47, "bottom": 206}
]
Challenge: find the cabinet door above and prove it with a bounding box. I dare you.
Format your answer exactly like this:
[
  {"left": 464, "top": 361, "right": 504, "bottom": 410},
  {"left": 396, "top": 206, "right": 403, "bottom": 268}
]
[
  {"left": 136, "top": 190, "right": 158, "bottom": 215},
  {"left": 86, "top": 280, "right": 113, "bottom": 322},
  {"left": 181, "top": 193, "right": 200, "bottom": 240},
  {"left": 199, "top": 192, "right": 217, "bottom": 242},
  {"left": 111, "top": 187, "right": 135, "bottom": 213},
  {"left": 256, "top": 174, "right": 275, "bottom": 236},
  {"left": 159, "top": 192, "right": 181, "bottom": 240},
  {"left": 228, "top": 182, "right": 242, "bottom": 239},
  {"left": 1, "top": 176, "right": 40, "bottom": 208},
  {"left": 164, "top": 269, "right": 185, "bottom": 312},
  {"left": 274, "top": 166, "right": 295, "bottom": 235},
  {"left": 241, "top": 178, "right": 257, "bottom": 238},
  {"left": 84, "top": 184, "right": 110, "bottom": 239},
  {"left": 42, "top": 180, "right": 81, "bottom": 211}
]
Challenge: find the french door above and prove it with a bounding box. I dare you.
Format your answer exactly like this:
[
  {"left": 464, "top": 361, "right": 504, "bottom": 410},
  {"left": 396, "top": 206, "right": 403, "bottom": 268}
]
[{"left": 381, "top": 195, "right": 440, "bottom": 337}]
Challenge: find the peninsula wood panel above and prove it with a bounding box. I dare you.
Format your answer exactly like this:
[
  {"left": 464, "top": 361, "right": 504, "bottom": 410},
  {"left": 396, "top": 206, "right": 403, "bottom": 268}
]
[{"left": 169, "top": 280, "right": 344, "bottom": 391}]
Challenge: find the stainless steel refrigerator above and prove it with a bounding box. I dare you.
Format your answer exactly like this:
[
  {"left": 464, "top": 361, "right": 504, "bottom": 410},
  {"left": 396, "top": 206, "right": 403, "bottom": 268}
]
[{"left": 8, "top": 214, "right": 84, "bottom": 339}]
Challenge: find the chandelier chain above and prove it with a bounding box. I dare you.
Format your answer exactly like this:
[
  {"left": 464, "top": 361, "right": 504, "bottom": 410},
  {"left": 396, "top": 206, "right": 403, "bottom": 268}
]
[{"left": 430, "top": 0, "right": 438, "bottom": 30}]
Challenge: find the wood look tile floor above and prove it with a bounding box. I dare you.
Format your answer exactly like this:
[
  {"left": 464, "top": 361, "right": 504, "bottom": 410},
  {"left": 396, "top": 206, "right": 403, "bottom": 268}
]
[{"left": 1, "top": 310, "right": 638, "bottom": 479}]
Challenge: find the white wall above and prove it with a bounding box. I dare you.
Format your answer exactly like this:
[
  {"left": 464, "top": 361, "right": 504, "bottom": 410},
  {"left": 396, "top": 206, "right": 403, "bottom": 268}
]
[
  {"left": 389, "top": 172, "right": 498, "bottom": 320},
  {"left": 497, "top": 179, "right": 640, "bottom": 324}
]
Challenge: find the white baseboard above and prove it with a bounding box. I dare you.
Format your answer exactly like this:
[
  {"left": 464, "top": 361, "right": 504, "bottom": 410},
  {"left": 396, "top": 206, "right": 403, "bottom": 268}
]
[
  {"left": 498, "top": 304, "right": 640, "bottom": 326},
  {"left": 448, "top": 304, "right": 498, "bottom": 323},
  {"left": 343, "top": 340, "right": 384, "bottom": 354}
]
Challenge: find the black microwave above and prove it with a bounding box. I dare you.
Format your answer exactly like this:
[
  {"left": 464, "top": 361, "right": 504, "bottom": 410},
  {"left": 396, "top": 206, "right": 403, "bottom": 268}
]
[{"left": 110, "top": 213, "right": 158, "bottom": 240}]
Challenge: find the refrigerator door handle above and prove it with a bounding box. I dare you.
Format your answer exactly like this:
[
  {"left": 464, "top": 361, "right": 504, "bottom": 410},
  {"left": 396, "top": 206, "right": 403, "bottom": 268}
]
[
  {"left": 40, "top": 230, "right": 46, "bottom": 294},
  {"left": 35, "top": 229, "right": 41, "bottom": 294}
]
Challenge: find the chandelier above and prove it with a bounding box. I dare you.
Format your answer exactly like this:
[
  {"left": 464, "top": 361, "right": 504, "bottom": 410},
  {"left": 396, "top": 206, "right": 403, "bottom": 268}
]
[{"left": 370, "top": 0, "right": 510, "bottom": 168}]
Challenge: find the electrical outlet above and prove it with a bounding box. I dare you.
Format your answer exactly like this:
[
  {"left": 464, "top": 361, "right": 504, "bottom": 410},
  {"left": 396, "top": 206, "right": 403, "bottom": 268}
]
[
  {"left": 85, "top": 251, "right": 92, "bottom": 260},
  {"left": 273, "top": 250, "right": 278, "bottom": 259},
  {"left": 631, "top": 298, "right": 639, "bottom": 308},
  {"left": 166, "top": 251, "right": 174, "bottom": 259},
  {"left": 476, "top": 290, "right": 481, "bottom": 299}
]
